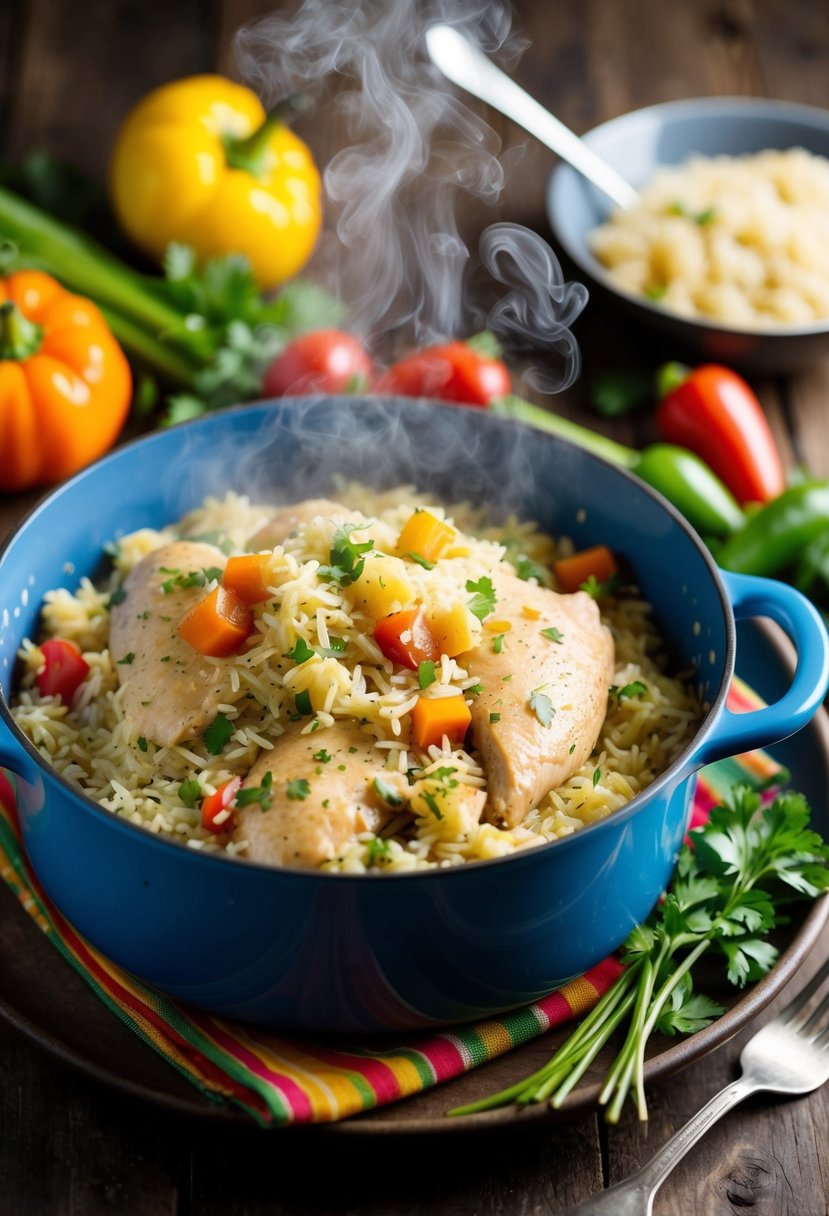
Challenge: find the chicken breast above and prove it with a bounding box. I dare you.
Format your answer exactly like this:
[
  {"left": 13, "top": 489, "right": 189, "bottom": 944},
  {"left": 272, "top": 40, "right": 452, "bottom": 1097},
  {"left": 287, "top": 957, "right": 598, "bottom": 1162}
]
[
  {"left": 248, "top": 498, "right": 349, "bottom": 550},
  {"left": 109, "top": 540, "right": 232, "bottom": 748},
  {"left": 235, "top": 718, "right": 392, "bottom": 869},
  {"left": 466, "top": 568, "right": 615, "bottom": 828}
]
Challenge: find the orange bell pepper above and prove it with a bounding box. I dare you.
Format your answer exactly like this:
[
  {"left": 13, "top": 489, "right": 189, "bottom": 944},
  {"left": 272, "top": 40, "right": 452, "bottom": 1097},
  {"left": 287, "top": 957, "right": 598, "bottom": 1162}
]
[{"left": 0, "top": 270, "right": 131, "bottom": 492}]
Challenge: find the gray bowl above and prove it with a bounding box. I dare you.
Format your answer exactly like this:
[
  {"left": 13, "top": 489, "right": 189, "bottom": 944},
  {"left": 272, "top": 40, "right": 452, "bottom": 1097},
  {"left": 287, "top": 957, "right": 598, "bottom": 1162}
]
[{"left": 546, "top": 97, "right": 829, "bottom": 373}]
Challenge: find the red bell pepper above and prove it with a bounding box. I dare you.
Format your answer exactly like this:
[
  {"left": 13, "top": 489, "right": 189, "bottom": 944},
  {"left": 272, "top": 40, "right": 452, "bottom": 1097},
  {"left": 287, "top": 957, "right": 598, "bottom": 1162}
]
[
  {"left": 201, "top": 777, "right": 241, "bottom": 834},
  {"left": 374, "top": 607, "right": 441, "bottom": 670},
  {"left": 655, "top": 364, "right": 786, "bottom": 506},
  {"left": 36, "top": 639, "right": 90, "bottom": 702}
]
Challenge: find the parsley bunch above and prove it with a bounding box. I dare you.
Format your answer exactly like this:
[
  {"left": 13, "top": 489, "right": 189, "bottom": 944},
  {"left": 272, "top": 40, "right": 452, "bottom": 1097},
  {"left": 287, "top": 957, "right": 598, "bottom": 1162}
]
[{"left": 452, "top": 785, "right": 829, "bottom": 1123}]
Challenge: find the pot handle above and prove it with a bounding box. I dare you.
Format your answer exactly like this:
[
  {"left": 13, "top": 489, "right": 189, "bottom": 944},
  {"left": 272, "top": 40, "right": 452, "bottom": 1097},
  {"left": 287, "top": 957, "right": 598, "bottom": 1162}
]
[{"left": 697, "top": 570, "right": 829, "bottom": 765}]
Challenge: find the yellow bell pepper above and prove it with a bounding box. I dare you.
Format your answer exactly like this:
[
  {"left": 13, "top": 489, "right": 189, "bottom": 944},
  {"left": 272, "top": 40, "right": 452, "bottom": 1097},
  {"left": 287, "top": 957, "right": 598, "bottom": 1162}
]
[{"left": 109, "top": 75, "right": 322, "bottom": 290}]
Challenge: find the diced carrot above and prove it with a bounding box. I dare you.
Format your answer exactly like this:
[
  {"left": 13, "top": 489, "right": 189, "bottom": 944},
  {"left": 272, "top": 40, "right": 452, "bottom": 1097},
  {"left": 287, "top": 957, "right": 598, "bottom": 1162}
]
[
  {"left": 411, "top": 693, "right": 472, "bottom": 750},
  {"left": 374, "top": 606, "right": 441, "bottom": 670},
  {"left": 397, "top": 509, "right": 455, "bottom": 563},
  {"left": 177, "top": 586, "right": 253, "bottom": 656},
  {"left": 223, "top": 554, "right": 272, "bottom": 603},
  {"left": 553, "top": 544, "right": 619, "bottom": 594}
]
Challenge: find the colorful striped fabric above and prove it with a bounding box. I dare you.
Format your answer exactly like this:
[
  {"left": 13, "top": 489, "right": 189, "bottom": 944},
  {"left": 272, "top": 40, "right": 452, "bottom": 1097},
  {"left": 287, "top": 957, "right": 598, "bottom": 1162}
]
[{"left": 0, "top": 678, "right": 778, "bottom": 1127}]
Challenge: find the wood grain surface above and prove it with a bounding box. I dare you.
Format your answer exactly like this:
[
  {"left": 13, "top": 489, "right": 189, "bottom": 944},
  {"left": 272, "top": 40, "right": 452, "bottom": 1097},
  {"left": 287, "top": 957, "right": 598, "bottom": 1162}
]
[{"left": 2, "top": 1, "right": 829, "bottom": 1212}]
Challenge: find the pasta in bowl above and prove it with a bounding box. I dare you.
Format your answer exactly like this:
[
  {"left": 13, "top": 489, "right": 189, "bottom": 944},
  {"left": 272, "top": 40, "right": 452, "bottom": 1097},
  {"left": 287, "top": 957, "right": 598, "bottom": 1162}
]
[{"left": 0, "top": 397, "right": 825, "bottom": 1030}]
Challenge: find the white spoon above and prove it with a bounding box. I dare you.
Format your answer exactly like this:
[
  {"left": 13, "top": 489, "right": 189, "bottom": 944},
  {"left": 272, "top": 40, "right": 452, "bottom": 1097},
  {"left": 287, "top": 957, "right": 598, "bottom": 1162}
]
[{"left": 425, "top": 23, "right": 639, "bottom": 212}]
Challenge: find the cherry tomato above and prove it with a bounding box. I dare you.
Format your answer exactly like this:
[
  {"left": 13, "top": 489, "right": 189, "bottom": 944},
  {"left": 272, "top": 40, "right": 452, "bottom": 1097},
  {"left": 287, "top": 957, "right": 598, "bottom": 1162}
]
[
  {"left": 374, "top": 607, "right": 441, "bottom": 670},
  {"left": 35, "top": 639, "right": 90, "bottom": 702},
  {"left": 201, "top": 777, "right": 241, "bottom": 834},
  {"left": 656, "top": 364, "right": 786, "bottom": 506},
  {"left": 263, "top": 330, "right": 374, "bottom": 396},
  {"left": 373, "top": 340, "right": 512, "bottom": 407}
]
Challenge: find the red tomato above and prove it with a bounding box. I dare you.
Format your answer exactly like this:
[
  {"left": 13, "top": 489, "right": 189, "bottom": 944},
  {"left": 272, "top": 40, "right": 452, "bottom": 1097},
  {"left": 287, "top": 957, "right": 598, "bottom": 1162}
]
[
  {"left": 263, "top": 330, "right": 374, "bottom": 396},
  {"left": 35, "top": 639, "right": 90, "bottom": 702},
  {"left": 201, "top": 777, "right": 241, "bottom": 834},
  {"left": 374, "top": 607, "right": 441, "bottom": 670},
  {"left": 373, "top": 340, "right": 512, "bottom": 407},
  {"left": 656, "top": 365, "right": 786, "bottom": 506}
]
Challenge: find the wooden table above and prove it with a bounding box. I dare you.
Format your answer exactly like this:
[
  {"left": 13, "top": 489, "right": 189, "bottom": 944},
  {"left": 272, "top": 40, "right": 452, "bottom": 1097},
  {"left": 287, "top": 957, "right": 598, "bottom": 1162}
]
[{"left": 3, "top": 1, "right": 829, "bottom": 1212}]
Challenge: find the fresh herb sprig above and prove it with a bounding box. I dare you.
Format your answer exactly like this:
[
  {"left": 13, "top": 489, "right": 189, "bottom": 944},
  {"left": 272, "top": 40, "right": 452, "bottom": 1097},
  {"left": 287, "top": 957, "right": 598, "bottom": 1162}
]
[{"left": 451, "top": 785, "right": 829, "bottom": 1124}]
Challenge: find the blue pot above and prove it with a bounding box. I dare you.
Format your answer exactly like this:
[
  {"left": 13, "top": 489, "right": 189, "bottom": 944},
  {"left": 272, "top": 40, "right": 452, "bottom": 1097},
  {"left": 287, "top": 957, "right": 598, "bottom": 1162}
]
[{"left": 1, "top": 398, "right": 826, "bottom": 1032}]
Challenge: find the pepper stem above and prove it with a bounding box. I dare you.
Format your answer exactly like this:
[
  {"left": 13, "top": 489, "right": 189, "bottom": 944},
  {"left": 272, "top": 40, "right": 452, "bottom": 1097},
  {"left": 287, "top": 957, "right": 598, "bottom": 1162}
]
[
  {"left": 223, "top": 93, "right": 312, "bottom": 177},
  {"left": 0, "top": 300, "right": 43, "bottom": 360}
]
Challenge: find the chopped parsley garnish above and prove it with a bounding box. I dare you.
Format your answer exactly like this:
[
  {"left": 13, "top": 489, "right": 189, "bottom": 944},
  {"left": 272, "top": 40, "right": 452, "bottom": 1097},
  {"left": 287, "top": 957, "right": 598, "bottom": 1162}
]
[
  {"left": 593, "top": 768, "right": 602, "bottom": 787},
  {"left": 434, "top": 766, "right": 458, "bottom": 787},
  {"left": 366, "top": 836, "right": 391, "bottom": 866},
  {"left": 611, "top": 680, "right": 648, "bottom": 701},
  {"left": 108, "top": 586, "right": 128, "bottom": 608},
  {"left": 421, "top": 790, "right": 444, "bottom": 820},
  {"left": 513, "top": 554, "right": 547, "bottom": 583},
  {"left": 492, "top": 634, "right": 504, "bottom": 654},
  {"left": 568, "top": 743, "right": 576, "bottom": 755},
  {"left": 235, "top": 771, "right": 273, "bottom": 811},
  {"left": 580, "top": 572, "right": 622, "bottom": 600},
  {"left": 466, "top": 576, "right": 496, "bottom": 621},
  {"left": 294, "top": 689, "right": 313, "bottom": 716},
  {"left": 373, "top": 777, "right": 404, "bottom": 807},
  {"left": 179, "top": 779, "right": 201, "bottom": 808},
  {"left": 317, "top": 524, "right": 374, "bottom": 587},
  {"left": 189, "top": 529, "right": 235, "bottom": 555},
  {"left": 467, "top": 683, "right": 484, "bottom": 696},
  {"left": 287, "top": 638, "right": 315, "bottom": 664},
  {"left": 286, "top": 778, "right": 311, "bottom": 801},
  {"left": 489, "top": 712, "right": 501, "bottom": 723},
  {"left": 137, "top": 736, "right": 148, "bottom": 752},
  {"left": 408, "top": 551, "right": 435, "bottom": 570},
  {"left": 541, "top": 627, "right": 564, "bottom": 644},
  {"left": 313, "top": 749, "right": 332, "bottom": 764},
  {"left": 668, "top": 199, "right": 717, "bottom": 226},
  {"left": 159, "top": 566, "right": 222, "bottom": 595},
  {"left": 203, "top": 713, "right": 233, "bottom": 755},
  {"left": 316, "top": 636, "right": 346, "bottom": 657},
  {"left": 418, "top": 660, "right": 437, "bottom": 689},
  {"left": 529, "top": 688, "right": 555, "bottom": 728},
  {"left": 117, "top": 652, "right": 135, "bottom": 666}
]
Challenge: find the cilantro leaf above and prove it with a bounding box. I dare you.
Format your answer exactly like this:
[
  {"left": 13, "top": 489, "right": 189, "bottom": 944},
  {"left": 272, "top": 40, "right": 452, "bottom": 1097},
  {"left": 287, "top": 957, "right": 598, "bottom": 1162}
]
[
  {"left": 234, "top": 771, "right": 273, "bottom": 811},
  {"left": 318, "top": 524, "right": 374, "bottom": 587},
  {"left": 466, "top": 576, "right": 496, "bottom": 621},
  {"left": 288, "top": 638, "right": 316, "bottom": 664},
  {"left": 294, "top": 689, "right": 313, "bottom": 716},
  {"left": 373, "top": 777, "right": 404, "bottom": 808},
  {"left": 541, "top": 627, "right": 564, "bottom": 644},
  {"left": 203, "top": 713, "right": 233, "bottom": 755},
  {"left": 286, "top": 778, "right": 311, "bottom": 801},
  {"left": 528, "top": 688, "right": 554, "bottom": 728}
]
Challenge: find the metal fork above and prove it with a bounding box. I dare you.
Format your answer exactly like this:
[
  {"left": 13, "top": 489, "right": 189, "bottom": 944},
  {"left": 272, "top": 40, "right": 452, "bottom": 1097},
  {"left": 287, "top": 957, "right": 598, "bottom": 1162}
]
[{"left": 562, "top": 955, "right": 829, "bottom": 1215}]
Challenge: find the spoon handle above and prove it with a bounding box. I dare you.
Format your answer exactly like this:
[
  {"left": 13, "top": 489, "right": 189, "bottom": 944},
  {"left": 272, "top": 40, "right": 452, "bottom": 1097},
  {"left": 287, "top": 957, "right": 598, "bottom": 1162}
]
[{"left": 425, "top": 24, "right": 638, "bottom": 212}]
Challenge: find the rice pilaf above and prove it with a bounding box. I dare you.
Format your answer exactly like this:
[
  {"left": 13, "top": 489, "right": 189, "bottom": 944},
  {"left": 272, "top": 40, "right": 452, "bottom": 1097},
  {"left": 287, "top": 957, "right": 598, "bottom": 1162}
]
[{"left": 11, "top": 490, "right": 701, "bottom": 871}]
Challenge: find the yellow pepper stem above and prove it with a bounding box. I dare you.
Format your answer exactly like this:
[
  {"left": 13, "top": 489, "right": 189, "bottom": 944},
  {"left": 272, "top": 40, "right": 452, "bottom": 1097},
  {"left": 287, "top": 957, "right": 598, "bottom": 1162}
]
[
  {"left": 0, "top": 300, "right": 43, "bottom": 361},
  {"left": 223, "top": 93, "right": 312, "bottom": 178}
]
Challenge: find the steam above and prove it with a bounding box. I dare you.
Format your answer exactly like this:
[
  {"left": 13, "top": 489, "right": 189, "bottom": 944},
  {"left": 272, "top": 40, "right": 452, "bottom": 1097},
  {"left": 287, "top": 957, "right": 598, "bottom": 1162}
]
[{"left": 236, "top": 0, "right": 586, "bottom": 388}]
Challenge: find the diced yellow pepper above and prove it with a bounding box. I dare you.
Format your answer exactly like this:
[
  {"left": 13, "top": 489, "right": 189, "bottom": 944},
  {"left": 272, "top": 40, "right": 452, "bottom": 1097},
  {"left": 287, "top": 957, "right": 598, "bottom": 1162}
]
[
  {"left": 484, "top": 618, "right": 513, "bottom": 633},
  {"left": 397, "top": 510, "right": 455, "bottom": 563},
  {"left": 410, "top": 778, "right": 486, "bottom": 838},
  {"left": 346, "top": 554, "right": 415, "bottom": 619},
  {"left": 428, "top": 603, "right": 479, "bottom": 657},
  {"left": 522, "top": 604, "right": 542, "bottom": 620}
]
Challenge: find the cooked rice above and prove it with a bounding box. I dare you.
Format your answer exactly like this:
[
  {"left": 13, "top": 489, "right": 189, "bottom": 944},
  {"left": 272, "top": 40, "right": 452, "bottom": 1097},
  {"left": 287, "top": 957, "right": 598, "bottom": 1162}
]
[{"left": 12, "top": 490, "right": 701, "bottom": 872}]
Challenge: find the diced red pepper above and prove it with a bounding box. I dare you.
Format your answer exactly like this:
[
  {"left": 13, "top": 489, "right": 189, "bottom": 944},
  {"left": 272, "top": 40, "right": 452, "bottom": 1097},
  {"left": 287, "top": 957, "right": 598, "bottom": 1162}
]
[
  {"left": 35, "top": 639, "right": 90, "bottom": 702},
  {"left": 201, "top": 777, "right": 241, "bottom": 834},
  {"left": 374, "top": 606, "right": 441, "bottom": 669}
]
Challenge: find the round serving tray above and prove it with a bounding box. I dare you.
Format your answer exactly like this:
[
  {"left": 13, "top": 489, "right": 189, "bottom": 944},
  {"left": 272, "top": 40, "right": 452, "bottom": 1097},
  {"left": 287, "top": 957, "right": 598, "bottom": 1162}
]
[{"left": 2, "top": 619, "right": 827, "bottom": 1133}]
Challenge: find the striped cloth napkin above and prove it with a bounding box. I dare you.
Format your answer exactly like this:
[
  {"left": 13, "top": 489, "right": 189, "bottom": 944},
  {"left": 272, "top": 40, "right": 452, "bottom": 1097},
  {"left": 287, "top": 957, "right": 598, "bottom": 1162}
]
[{"left": 0, "top": 678, "right": 779, "bottom": 1127}]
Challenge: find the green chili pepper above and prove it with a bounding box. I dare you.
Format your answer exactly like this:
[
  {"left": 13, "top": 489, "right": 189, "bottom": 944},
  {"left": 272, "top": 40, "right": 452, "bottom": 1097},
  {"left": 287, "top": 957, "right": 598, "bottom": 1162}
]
[
  {"left": 490, "top": 397, "right": 744, "bottom": 537},
  {"left": 716, "top": 481, "right": 829, "bottom": 577}
]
